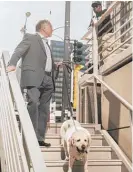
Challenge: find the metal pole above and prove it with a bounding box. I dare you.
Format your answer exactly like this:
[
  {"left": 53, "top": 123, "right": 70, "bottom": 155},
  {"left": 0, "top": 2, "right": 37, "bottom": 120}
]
[
  {"left": 92, "top": 21, "right": 98, "bottom": 124},
  {"left": 21, "top": 12, "right": 31, "bottom": 36},
  {"left": 62, "top": 1, "right": 71, "bottom": 121},
  {"left": 23, "top": 17, "right": 27, "bottom": 35}
]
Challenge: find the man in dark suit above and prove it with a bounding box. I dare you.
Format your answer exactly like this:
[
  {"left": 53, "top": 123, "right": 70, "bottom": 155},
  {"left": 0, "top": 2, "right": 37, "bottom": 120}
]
[{"left": 7, "top": 20, "right": 61, "bottom": 147}]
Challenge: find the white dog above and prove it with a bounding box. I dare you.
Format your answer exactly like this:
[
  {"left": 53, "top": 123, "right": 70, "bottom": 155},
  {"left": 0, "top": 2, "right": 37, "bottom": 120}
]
[{"left": 60, "top": 119, "right": 91, "bottom": 172}]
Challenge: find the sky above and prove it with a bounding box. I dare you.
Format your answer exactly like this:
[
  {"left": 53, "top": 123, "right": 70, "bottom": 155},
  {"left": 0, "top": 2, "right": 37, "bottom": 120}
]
[{"left": 0, "top": 1, "right": 92, "bottom": 53}]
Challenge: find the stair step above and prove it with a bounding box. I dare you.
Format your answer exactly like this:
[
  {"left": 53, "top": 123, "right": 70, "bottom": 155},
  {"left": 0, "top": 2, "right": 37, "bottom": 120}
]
[
  {"left": 47, "top": 123, "right": 101, "bottom": 135},
  {"left": 41, "top": 146, "right": 112, "bottom": 160},
  {"left": 45, "top": 134, "right": 104, "bottom": 146},
  {"left": 45, "top": 160, "right": 122, "bottom": 172}
]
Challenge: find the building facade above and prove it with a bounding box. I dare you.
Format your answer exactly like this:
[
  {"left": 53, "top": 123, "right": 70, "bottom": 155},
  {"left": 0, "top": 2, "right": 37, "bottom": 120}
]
[{"left": 50, "top": 40, "right": 64, "bottom": 110}]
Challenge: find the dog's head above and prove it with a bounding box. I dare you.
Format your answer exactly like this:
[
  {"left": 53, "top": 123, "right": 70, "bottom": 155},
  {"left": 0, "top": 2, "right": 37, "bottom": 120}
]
[{"left": 69, "top": 130, "right": 91, "bottom": 153}]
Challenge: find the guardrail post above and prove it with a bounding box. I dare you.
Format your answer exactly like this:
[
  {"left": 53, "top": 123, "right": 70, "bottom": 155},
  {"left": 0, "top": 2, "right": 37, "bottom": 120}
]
[{"left": 92, "top": 23, "right": 98, "bottom": 124}]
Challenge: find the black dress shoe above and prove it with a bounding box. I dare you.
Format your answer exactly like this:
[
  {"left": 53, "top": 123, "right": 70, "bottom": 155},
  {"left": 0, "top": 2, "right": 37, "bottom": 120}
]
[{"left": 38, "top": 141, "right": 51, "bottom": 147}]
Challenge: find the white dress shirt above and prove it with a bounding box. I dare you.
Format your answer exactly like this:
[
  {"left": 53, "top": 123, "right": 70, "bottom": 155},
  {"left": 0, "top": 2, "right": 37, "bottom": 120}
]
[{"left": 37, "top": 32, "right": 52, "bottom": 72}]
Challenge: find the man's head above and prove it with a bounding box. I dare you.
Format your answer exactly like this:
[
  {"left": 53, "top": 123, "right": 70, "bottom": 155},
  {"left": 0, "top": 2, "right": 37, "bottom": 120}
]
[
  {"left": 91, "top": 1, "right": 102, "bottom": 14},
  {"left": 36, "top": 20, "right": 53, "bottom": 38}
]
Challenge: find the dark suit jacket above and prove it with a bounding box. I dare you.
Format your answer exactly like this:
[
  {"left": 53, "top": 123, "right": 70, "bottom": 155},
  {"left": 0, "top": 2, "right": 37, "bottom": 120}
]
[{"left": 8, "top": 33, "right": 56, "bottom": 88}]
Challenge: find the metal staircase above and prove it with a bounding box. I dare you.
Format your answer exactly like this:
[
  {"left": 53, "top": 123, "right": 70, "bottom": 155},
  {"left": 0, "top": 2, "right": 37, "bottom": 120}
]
[
  {"left": 43, "top": 124, "right": 122, "bottom": 172},
  {"left": 30, "top": 123, "right": 131, "bottom": 172}
]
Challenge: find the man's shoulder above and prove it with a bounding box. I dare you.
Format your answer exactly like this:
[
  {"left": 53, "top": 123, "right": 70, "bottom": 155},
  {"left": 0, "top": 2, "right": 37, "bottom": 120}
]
[
  {"left": 24, "top": 33, "right": 36, "bottom": 38},
  {"left": 24, "top": 33, "right": 38, "bottom": 42}
]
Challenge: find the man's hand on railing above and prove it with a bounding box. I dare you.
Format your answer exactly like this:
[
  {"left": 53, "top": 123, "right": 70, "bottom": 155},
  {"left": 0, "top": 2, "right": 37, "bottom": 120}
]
[{"left": 6, "top": 65, "right": 16, "bottom": 72}]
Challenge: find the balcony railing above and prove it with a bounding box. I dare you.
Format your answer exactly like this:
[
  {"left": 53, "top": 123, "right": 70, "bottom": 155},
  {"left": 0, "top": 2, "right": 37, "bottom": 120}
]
[
  {"left": 82, "top": 1, "right": 132, "bottom": 75},
  {"left": 78, "top": 1, "right": 133, "bottom": 125}
]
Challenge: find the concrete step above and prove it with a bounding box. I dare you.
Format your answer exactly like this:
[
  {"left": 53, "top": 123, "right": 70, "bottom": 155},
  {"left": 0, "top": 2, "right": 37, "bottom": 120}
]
[
  {"left": 41, "top": 146, "right": 112, "bottom": 160},
  {"left": 47, "top": 123, "right": 101, "bottom": 135},
  {"left": 45, "top": 134, "right": 105, "bottom": 146},
  {"left": 45, "top": 160, "right": 122, "bottom": 172}
]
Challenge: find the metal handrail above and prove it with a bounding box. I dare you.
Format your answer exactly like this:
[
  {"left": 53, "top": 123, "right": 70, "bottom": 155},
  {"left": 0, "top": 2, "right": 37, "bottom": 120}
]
[
  {"left": 83, "top": 65, "right": 93, "bottom": 75},
  {"left": 97, "top": 3, "right": 132, "bottom": 60},
  {"left": 0, "top": 57, "right": 29, "bottom": 172},
  {"left": 99, "top": 36, "right": 132, "bottom": 62},
  {"left": 0, "top": 51, "right": 47, "bottom": 172},
  {"left": 98, "top": 19, "right": 133, "bottom": 58},
  {"left": 98, "top": 11, "right": 132, "bottom": 39},
  {"left": 80, "top": 73, "right": 133, "bottom": 116},
  {"left": 94, "top": 75, "right": 133, "bottom": 112}
]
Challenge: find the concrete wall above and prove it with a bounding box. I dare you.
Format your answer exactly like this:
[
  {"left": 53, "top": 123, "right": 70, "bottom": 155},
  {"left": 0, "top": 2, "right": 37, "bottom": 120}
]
[{"left": 101, "top": 61, "right": 132, "bottom": 161}]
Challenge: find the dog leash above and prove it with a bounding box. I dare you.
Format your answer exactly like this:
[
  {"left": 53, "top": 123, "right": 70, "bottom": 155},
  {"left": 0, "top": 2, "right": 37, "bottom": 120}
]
[{"left": 56, "top": 61, "right": 78, "bottom": 131}]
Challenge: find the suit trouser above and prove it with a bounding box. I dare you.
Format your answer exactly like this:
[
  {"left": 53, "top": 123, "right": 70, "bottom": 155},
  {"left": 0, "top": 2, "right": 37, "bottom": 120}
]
[{"left": 26, "top": 74, "right": 54, "bottom": 141}]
